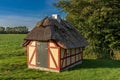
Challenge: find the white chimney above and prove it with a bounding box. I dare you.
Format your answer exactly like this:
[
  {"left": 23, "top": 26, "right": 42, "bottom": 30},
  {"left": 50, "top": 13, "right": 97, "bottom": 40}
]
[{"left": 52, "top": 14, "right": 61, "bottom": 23}]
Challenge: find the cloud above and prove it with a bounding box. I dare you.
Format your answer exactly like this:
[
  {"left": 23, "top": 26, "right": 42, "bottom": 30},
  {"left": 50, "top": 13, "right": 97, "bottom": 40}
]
[{"left": 0, "top": 15, "right": 40, "bottom": 30}]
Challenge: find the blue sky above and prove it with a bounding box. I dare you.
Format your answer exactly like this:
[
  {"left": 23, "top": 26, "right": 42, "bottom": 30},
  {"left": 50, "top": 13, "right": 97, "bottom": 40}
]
[{"left": 0, "top": 0, "right": 65, "bottom": 29}]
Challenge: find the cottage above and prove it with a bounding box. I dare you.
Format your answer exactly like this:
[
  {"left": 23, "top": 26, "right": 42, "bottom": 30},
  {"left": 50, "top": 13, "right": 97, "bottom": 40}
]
[{"left": 22, "top": 14, "right": 88, "bottom": 72}]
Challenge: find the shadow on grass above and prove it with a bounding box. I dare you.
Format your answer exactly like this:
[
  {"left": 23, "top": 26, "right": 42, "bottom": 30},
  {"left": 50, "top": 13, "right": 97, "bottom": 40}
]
[{"left": 69, "top": 59, "right": 120, "bottom": 70}]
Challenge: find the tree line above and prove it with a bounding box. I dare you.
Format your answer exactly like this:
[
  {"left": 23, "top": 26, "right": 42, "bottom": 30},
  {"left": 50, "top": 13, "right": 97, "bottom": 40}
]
[
  {"left": 56, "top": 0, "right": 120, "bottom": 59},
  {"left": 0, "top": 26, "right": 28, "bottom": 34}
]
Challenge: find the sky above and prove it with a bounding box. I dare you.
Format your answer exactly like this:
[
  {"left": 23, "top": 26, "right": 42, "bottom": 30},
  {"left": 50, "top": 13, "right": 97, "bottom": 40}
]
[{"left": 0, "top": 0, "right": 65, "bottom": 30}]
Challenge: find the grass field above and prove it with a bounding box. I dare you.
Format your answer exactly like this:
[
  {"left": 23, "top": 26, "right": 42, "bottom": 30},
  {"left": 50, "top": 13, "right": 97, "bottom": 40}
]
[{"left": 0, "top": 34, "right": 120, "bottom": 80}]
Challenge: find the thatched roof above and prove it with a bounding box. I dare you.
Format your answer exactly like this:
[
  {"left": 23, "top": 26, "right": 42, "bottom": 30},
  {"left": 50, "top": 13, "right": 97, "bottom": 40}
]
[{"left": 23, "top": 16, "right": 88, "bottom": 49}]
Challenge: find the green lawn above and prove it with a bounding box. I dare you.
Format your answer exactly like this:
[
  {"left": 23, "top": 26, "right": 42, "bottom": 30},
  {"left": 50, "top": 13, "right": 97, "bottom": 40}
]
[{"left": 0, "top": 34, "right": 120, "bottom": 80}]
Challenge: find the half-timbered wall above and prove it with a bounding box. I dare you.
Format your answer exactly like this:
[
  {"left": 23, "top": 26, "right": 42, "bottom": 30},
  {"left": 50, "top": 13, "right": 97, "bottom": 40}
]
[
  {"left": 60, "top": 48, "right": 82, "bottom": 69},
  {"left": 27, "top": 40, "right": 82, "bottom": 72},
  {"left": 27, "top": 41, "right": 37, "bottom": 66},
  {"left": 48, "top": 41, "right": 60, "bottom": 70}
]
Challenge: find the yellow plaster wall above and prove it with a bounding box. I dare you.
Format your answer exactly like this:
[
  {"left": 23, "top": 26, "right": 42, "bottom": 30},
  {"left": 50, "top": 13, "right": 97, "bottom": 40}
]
[
  {"left": 28, "top": 46, "right": 34, "bottom": 61},
  {"left": 76, "top": 49, "right": 79, "bottom": 53},
  {"left": 71, "top": 49, "right": 75, "bottom": 55},
  {"left": 67, "top": 58, "right": 70, "bottom": 66},
  {"left": 61, "top": 48, "right": 65, "bottom": 58},
  {"left": 50, "top": 54, "right": 56, "bottom": 68},
  {"left": 31, "top": 53, "right": 36, "bottom": 65},
  {"left": 49, "top": 48, "right": 59, "bottom": 68},
  {"left": 66, "top": 49, "right": 70, "bottom": 56},
  {"left": 49, "top": 41, "right": 56, "bottom": 47},
  {"left": 30, "top": 41, "right": 36, "bottom": 46},
  {"left": 76, "top": 54, "right": 79, "bottom": 61},
  {"left": 79, "top": 54, "right": 82, "bottom": 60},
  {"left": 61, "top": 60, "right": 66, "bottom": 68},
  {"left": 72, "top": 56, "right": 75, "bottom": 63},
  {"left": 28, "top": 41, "right": 36, "bottom": 66}
]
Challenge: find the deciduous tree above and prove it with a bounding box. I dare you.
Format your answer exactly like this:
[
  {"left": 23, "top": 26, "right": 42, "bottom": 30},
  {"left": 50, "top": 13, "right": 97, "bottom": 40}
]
[{"left": 56, "top": 0, "right": 120, "bottom": 58}]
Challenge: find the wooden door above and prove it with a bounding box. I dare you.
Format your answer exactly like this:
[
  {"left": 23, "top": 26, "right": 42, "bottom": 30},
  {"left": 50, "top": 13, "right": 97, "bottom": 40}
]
[{"left": 37, "top": 42, "right": 48, "bottom": 68}]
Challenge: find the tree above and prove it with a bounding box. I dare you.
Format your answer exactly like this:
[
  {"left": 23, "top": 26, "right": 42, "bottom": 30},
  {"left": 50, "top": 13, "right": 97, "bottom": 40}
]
[
  {"left": 12, "top": 26, "right": 28, "bottom": 34},
  {"left": 6, "top": 27, "right": 13, "bottom": 33},
  {"left": 56, "top": 0, "right": 120, "bottom": 58},
  {"left": 5, "top": 26, "right": 28, "bottom": 34},
  {"left": 0, "top": 26, "right": 5, "bottom": 33}
]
